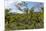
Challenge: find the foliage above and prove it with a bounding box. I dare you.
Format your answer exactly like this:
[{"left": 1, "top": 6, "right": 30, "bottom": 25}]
[{"left": 5, "top": 2, "right": 44, "bottom": 31}]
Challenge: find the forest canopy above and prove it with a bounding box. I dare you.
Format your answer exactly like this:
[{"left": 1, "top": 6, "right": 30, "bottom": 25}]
[{"left": 5, "top": 1, "right": 44, "bottom": 31}]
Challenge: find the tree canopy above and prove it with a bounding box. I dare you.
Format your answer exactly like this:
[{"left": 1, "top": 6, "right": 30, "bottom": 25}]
[{"left": 5, "top": 1, "right": 44, "bottom": 31}]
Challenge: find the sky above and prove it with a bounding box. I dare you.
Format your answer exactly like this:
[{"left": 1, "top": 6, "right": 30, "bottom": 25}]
[{"left": 5, "top": 0, "right": 44, "bottom": 13}]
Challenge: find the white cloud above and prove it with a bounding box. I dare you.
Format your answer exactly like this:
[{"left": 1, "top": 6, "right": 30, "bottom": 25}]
[
  {"left": 34, "top": 8, "right": 42, "bottom": 12},
  {"left": 10, "top": 9, "right": 24, "bottom": 13},
  {"left": 5, "top": 0, "right": 22, "bottom": 8},
  {"left": 5, "top": 0, "right": 23, "bottom": 13}
]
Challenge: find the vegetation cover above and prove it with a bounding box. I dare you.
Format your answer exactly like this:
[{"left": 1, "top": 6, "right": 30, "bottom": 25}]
[{"left": 5, "top": 1, "right": 44, "bottom": 31}]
